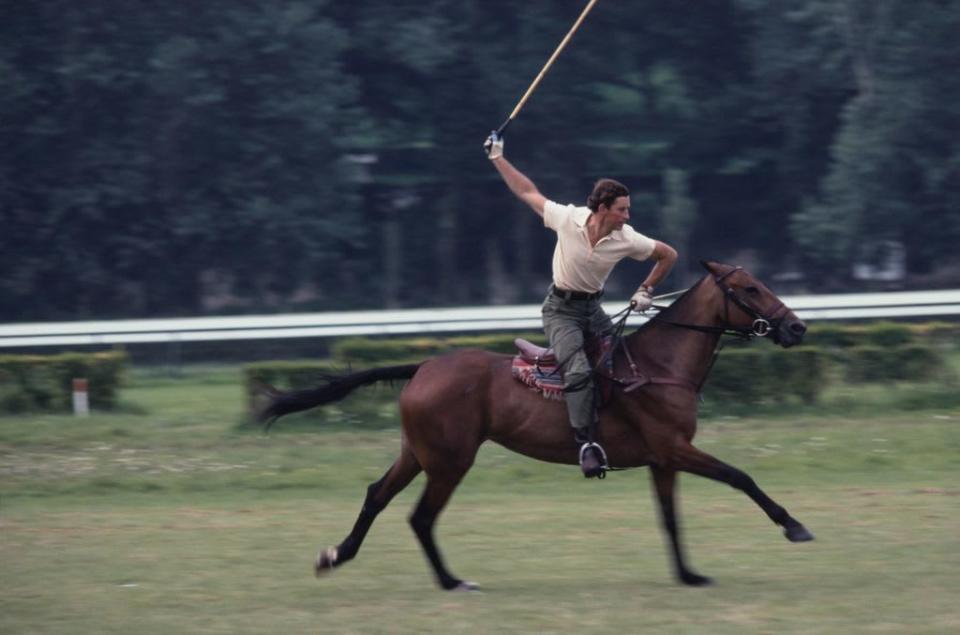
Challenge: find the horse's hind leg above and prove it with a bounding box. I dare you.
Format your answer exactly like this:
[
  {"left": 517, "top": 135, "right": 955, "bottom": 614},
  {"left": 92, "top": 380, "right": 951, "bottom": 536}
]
[
  {"left": 315, "top": 446, "right": 422, "bottom": 576},
  {"left": 409, "top": 467, "right": 476, "bottom": 591},
  {"left": 650, "top": 465, "right": 712, "bottom": 586},
  {"left": 673, "top": 442, "right": 814, "bottom": 542}
]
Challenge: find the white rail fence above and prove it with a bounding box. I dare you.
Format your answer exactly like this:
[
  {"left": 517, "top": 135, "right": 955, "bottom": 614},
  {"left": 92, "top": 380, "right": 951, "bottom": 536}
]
[{"left": 1, "top": 290, "right": 959, "bottom": 349}]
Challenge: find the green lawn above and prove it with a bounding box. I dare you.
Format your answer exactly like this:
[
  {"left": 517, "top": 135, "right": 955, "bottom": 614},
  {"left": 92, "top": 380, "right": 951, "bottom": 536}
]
[{"left": 1, "top": 366, "right": 959, "bottom": 634}]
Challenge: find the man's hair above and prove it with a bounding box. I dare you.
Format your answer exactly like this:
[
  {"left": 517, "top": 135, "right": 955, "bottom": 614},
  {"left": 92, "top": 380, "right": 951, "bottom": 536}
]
[{"left": 586, "top": 178, "right": 629, "bottom": 212}]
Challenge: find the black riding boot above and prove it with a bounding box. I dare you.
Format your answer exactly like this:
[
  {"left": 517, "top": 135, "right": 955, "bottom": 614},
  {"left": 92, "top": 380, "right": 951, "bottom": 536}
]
[{"left": 574, "top": 427, "right": 607, "bottom": 479}]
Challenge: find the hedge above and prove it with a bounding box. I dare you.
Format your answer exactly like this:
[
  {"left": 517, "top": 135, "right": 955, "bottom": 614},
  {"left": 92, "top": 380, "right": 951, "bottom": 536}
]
[
  {"left": 0, "top": 350, "right": 128, "bottom": 413},
  {"left": 704, "top": 346, "right": 827, "bottom": 405},
  {"left": 840, "top": 344, "right": 948, "bottom": 383},
  {"left": 244, "top": 359, "right": 344, "bottom": 391},
  {"left": 806, "top": 321, "right": 912, "bottom": 348},
  {"left": 245, "top": 322, "right": 957, "bottom": 410},
  {"left": 688, "top": 341, "right": 953, "bottom": 404},
  {"left": 805, "top": 320, "right": 960, "bottom": 348},
  {"left": 330, "top": 322, "right": 958, "bottom": 363},
  {"left": 246, "top": 341, "right": 831, "bottom": 407}
]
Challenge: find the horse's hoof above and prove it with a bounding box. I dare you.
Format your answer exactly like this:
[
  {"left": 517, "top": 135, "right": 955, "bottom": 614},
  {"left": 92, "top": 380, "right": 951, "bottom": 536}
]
[
  {"left": 443, "top": 579, "right": 480, "bottom": 592},
  {"left": 451, "top": 580, "right": 480, "bottom": 592},
  {"left": 680, "top": 572, "right": 713, "bottom": 586},
  {"left": 314, "top": 546, "right": 338, "bottom": 577},
  {"left": 784, "top": 524, "right": 815, "bottom": 543}
]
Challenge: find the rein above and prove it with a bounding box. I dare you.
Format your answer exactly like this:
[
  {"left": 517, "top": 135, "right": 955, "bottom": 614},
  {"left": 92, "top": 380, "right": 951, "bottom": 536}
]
[
  {"left": 648, "top": 266, "right": 788, "bottom": 339},
  {"left": 599, "top": 267, "right": 789, "bottom": 396},
  {"left": 589, "top": 307, "right": 699, "bottom": 396},
  {"left": 537, "top": 266, "right": 792, "bottom": 475},
  {"left": 553, "top": 266, "right": 788, "bottom": 396}
]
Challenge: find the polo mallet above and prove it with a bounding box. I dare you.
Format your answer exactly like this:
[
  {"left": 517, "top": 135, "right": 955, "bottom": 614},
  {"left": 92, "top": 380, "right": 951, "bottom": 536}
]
[{"left": 494, "top": 0, "right": 601, "bottom": 136}]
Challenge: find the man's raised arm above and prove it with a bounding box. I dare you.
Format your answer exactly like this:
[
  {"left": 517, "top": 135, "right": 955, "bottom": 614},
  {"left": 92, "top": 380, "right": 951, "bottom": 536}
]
[{"left": 484, "top": 133, "right": 547, "bottom": 217}]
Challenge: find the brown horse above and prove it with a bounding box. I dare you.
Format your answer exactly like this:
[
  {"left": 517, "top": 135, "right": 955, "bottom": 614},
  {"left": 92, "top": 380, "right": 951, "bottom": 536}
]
[{"left": 258, "top": 261, "right": 814, "bottom": 590}]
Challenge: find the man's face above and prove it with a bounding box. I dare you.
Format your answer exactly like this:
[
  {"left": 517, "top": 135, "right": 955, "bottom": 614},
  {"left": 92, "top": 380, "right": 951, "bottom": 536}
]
[{"left": 599, "top": 196, "right": 630, "bottom": 229}]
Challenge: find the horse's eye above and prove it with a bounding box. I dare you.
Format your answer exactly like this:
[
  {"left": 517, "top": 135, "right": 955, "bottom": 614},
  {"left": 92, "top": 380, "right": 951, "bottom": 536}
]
[{"left": 745, "top": 286, "right": 760, "bottom": 296}]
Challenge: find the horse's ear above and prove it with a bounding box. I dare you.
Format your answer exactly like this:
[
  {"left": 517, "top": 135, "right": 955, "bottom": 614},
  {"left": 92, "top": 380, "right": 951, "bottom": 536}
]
[{"left": 699, "top": 260, "right": 716, "bottom": 273}]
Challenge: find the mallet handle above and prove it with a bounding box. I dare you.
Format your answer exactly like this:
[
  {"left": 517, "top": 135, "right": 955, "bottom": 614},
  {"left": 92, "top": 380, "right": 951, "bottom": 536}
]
[{"left": 497, "top": 0, "right": 600, "bottom": 136}]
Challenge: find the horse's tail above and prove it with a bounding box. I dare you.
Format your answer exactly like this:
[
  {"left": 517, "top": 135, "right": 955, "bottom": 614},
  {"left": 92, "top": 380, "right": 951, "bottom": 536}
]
[{"left": 255, "top": 363, "right": 422, "bottom": 429}]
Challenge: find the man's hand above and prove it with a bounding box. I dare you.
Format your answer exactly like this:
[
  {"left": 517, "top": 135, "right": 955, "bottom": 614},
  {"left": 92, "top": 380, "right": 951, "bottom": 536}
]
[
  {"left": 483, "top": 131, "right": 503, "bottom": 160},
  {"left": 630, "top": 286, "right": 654, "bottom": 311}
]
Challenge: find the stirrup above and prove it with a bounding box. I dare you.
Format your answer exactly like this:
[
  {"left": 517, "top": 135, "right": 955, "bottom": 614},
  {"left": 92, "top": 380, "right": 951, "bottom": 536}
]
[{"left": 579, "top": 442, "right": 609, "bottom": 479}]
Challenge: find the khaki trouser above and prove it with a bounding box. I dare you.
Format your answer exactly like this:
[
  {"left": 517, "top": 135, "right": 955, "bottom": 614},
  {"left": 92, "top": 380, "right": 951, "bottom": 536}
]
[{"left": 541, "top": 288, "right": 614, "bottom": 432}]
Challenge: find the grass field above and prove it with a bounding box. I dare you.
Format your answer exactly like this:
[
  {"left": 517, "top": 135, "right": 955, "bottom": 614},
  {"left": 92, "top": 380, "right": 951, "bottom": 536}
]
[{"left": 2, "top": 365, "right": 959, "bottom": 634}]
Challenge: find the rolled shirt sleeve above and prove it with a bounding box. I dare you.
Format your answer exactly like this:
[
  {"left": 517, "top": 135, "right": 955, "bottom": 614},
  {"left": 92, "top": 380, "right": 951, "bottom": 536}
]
[{"left": 621, "top": 225, "right": 656, "bottom": 261}]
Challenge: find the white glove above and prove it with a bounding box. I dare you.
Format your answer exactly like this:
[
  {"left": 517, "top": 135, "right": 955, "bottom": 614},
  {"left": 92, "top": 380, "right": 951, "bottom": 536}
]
[
  {"left": 483, "top": 131, "right": 503, "bottom": 160},
  {"left": 630, "top": 286, "right": 654, "bottom": 311}
]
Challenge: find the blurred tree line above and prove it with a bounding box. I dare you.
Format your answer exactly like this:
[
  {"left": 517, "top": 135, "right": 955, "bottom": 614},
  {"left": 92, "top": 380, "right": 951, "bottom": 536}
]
[{"left": 2, "top": 0, "right": 958, "bottom": 320}]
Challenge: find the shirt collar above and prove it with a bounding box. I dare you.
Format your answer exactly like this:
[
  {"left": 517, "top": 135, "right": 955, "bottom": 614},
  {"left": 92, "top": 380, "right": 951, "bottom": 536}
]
[{"left": 574, "top": 208, "right": 626, "bottom": 241}]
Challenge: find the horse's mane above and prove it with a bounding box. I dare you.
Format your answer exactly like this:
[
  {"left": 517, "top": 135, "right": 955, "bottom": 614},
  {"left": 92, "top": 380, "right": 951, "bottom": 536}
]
[{"left": 630, "top": 273, "right": 709, "bottom": 337}]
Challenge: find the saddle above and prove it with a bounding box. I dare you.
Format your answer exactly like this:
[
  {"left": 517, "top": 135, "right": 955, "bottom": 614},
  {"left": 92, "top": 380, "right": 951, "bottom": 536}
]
[{"left": 511, "top": 336, "right": 613, "bottom": 401}]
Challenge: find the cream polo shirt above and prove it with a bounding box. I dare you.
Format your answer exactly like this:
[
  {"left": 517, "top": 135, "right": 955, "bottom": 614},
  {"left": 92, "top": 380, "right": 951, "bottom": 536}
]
[{"left": 543, "top": 200, "right": 656, "bottom": 293}]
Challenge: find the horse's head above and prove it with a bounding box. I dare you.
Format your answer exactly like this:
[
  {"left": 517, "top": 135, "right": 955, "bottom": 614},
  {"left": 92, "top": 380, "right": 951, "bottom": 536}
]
[{"left": 700, "top": 261, "right": 807, "bottom": 347}]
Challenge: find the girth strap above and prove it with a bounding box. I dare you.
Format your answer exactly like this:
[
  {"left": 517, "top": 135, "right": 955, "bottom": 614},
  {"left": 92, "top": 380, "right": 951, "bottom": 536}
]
[
  {"left": 612, "top": 328, "right": 698, "bottom": 393},
  {"left": 619, "top": 374, "right": 699, "bottom": 393}
]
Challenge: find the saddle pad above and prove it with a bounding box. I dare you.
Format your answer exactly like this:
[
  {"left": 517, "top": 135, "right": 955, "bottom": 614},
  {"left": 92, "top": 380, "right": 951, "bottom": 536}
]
[
  {"left": 511, "top": 336, "right": 614, "bottom": 401},
  {"left": 512, "top": 356, "right": 566, "bottom": 400}
]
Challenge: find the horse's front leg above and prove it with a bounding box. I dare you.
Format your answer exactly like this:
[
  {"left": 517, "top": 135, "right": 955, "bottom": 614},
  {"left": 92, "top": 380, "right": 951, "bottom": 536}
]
[
  {"left": 649, "top": 465, "right": 712, "bottom": 586},
  {"left": 672, "top": 442, "right": 814, "bottom": 542}
]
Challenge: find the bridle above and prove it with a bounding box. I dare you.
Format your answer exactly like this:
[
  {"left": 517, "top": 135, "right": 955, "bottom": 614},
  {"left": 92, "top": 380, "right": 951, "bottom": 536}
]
[
  {"left": 546, "top": 265, "right": 796, "bottom": 475},
  {"left": 562, "top": 266, "right": 793, "bottom": 399},
  {"left": 650, "top": 266, "right": 790, "bottom": 340},
  {"left": 545, "top": 265, "right": 796, "bottom": 481},
  {"left": 713, "top": 265, "right": 790, "bottom": 337}
]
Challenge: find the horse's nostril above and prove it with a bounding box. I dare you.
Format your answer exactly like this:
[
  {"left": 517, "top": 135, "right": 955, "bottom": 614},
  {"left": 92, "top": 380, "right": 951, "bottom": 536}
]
[{"left": 790, "top": 321, "right": 807, "bottom": 335}]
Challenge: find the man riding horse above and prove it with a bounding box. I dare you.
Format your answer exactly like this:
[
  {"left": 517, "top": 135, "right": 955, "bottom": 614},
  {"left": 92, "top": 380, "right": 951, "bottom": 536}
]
[{"left": 484, "top": 132, "right": 678, "bottom": 477}]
